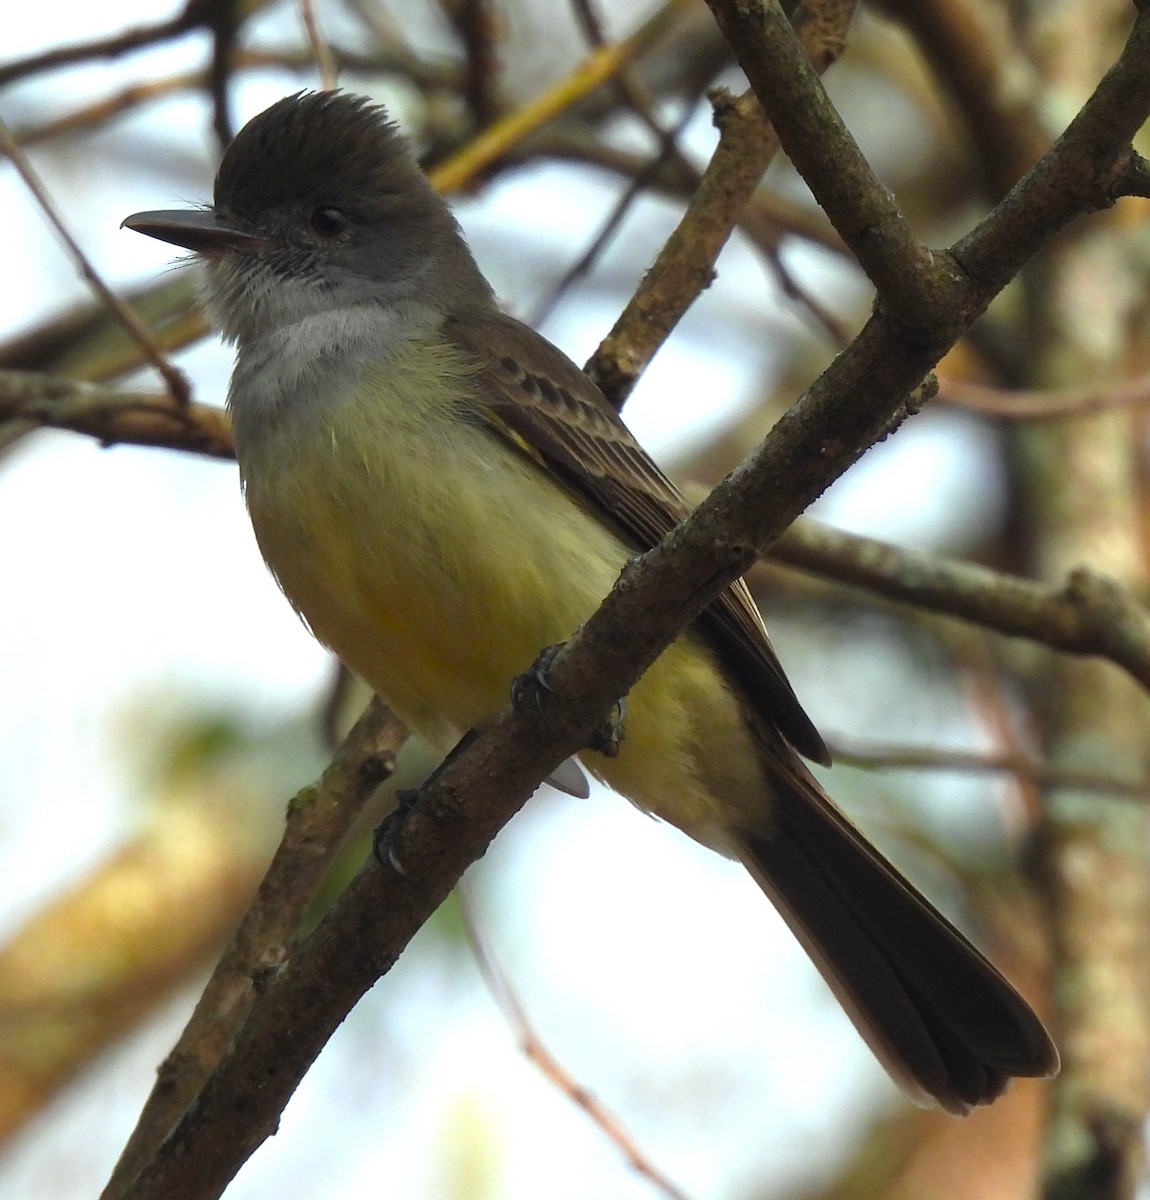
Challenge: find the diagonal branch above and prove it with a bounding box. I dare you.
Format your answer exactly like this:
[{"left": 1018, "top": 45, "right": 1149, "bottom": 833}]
[
  {"left": 459, "top": 886, "right": 695, "bottom": 1200},
  {"left": 703, "top": 0, "right": 939, "bottom": 317},
  {"left": 0, "top": 122, "right": 190, "bottom": 403},
  {"left": 587, "top": 0, "right": 860, "bottom": 406},
  {"left": 102, "top": 700, "right": 406, "bottom": 1199}
]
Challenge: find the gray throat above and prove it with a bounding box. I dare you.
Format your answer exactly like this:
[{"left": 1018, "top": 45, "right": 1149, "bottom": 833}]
[{"left": 226, "top": 298, "right": 445, "bottom": 446}]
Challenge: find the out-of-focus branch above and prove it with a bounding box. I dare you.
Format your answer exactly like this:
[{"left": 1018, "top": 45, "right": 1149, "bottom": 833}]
[
  {"left": 825, "top": 734, "right": 1150, "bottom": 801},
  {"left": 103, "top": 699, "right": 407, "bottom": 1199},
  {"left": 0, "top": 121, "right": 189, "bottom": 403},
  {"left": 428, "top": 0, "right": 696, "bottom": 193},
  {"left": 0, "top": 282, "right": 206, "bottom": 386},
  {"left": 201, "top": 0, "right": 242, "bottom": 146},
  {"left": 938, "top": 372, "right": 1150, "bottom": 419},
  {"left": 299, "top": 0, "right": 339, "bottom": 93},
  {"left": 4, "top": 49, "right": 462, "bottom": 154},
  {"left": 451, "top": 0, "right": 501, "bottom": 127},
  {"left": 0, "top": 803, "right": 268, "bottom": 1144},
  {"left": 0, "top": 371, "right": 233, "bottom": 459},
  {"left": 0, "top": 0, "right": 253, "bottom": 88},
  {"left": 871, "top": 0, "right": 1051, "bottom": 197},
  {"left": 459, "top": 886, "right": 694, "bottom": 1200},
  {"left": 1002, "top": 7, "right": 1150, "bottom": 1194}
]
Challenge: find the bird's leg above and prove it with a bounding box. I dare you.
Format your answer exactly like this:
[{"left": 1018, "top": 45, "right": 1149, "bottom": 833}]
[{"left": 372, "top": 729, "right": 479, "bottom": 874}]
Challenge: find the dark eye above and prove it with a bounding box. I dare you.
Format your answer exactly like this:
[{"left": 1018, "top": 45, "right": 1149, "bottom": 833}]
[{"left": 309, "top": 206, "right": 348, "bottom": 237}]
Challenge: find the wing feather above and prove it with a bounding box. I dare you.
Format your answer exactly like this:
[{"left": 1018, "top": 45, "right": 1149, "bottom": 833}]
[{"left": 444, "top": 310, "right": 829, "bottom": 765}]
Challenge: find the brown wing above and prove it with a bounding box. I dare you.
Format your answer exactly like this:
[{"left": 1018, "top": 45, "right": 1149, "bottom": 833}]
[{"left": 444, "top": 310, "right": 829, "bottom": 765}]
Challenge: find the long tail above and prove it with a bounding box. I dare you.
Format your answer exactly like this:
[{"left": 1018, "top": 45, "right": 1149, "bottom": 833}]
[{"left": 736, "top": 768, "right": 1058, "bottom": 1115}]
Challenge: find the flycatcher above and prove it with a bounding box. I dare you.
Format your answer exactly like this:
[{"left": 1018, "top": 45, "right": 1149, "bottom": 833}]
[{"left": 125, "top": 91, "right": 1057, "bottom": 1113}]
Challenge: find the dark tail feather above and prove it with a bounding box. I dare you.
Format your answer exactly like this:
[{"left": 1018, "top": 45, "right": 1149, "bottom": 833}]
[{"left": 736, "top": 772, "right": 1058, "bottom": 1115}]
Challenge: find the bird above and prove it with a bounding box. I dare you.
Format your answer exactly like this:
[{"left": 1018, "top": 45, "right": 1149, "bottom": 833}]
[{"left": 124, "top": 90, "right": 1058, "bottom": 1113}]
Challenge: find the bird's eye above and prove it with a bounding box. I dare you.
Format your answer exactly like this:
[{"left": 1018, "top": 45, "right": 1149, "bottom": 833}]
[{"left": 309, "top": 206, "right": 348, "bottom": 237}]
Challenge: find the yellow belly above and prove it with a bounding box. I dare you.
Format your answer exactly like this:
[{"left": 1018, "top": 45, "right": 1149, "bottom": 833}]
[{"left": 236, "top": 346, "right": 769, "bottom": 844}]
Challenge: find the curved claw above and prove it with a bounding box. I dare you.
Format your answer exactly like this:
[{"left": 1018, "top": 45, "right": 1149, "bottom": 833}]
[
  {"left": 589, "top": 695, "right": 627, "bottom": 758},
  {"left": 511, "top": 642, "right": 566, "bottom": 712},
  {"left": 372, "top": 788, "right": 421, "bottom": 876}
]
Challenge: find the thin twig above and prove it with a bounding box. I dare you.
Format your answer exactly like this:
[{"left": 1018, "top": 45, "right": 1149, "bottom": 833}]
[
  {"left": 428, "top": 0, "right": 695, "bottom": 194},
  {"left": 530, "top": 95, "right": 704, "bottom": 328},
  {"left": 761, "top": 240, "right": 854, "bottom": 344},
  {"left": 938, "top": 372, "right": 1150, "bottom": 419},
  {"left": 0, "top": 120, "right": 190, "bottom": 404},
  {"left": 826, "top": 735, "right": 1150, "bottom": 801},
  {"left": 457, "top": 885, "right": 695, "bottom": 1200},
  {"left": 951, "top": 637, "right": 1047, "bottom": 826},
  {"left": 705, "top": 0, "right": 935, "bottom": 318},
  {"left": 570, "top": 0, "right": 705, "bottom": 161},
  {"left": 300, "top": 0, "right": 339, "bottom": 91},
  {"left": 0, "top": 0, "right": 207, "bottom": 88}
]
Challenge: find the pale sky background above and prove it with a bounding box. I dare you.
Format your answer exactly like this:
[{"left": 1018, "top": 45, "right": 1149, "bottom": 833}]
[{"left": 0, "top": 3, "right": 1015, "bottom": 1198}]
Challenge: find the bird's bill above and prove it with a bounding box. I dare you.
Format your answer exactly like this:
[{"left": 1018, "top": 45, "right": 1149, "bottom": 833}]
[{"left": 121, "top": 209, "right": 272, "bottom": 255}]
